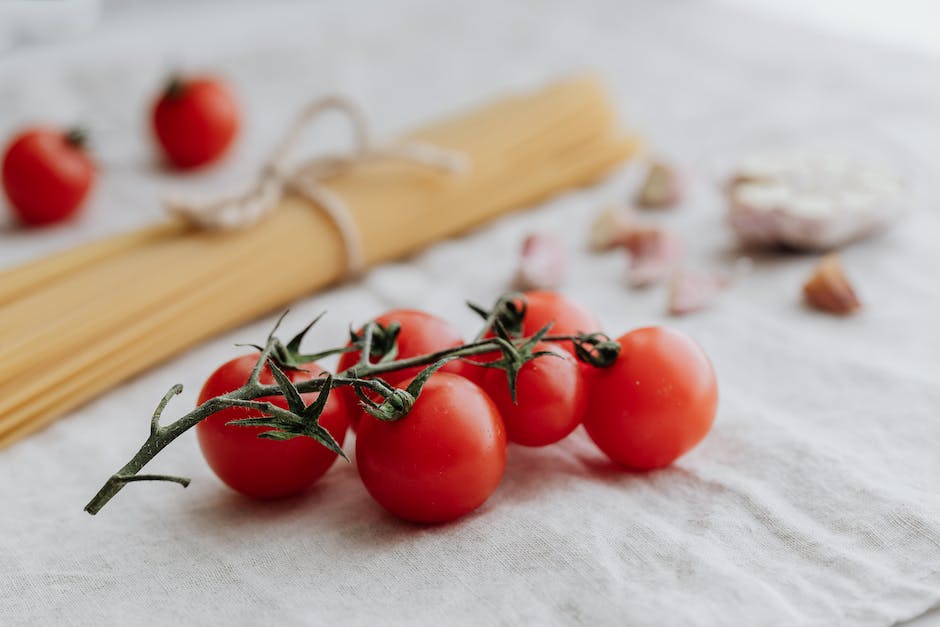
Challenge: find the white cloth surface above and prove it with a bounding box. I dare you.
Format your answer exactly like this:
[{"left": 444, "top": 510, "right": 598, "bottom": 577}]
[{"left": 2, "top": 1, "right": 940, "bottom": 625}]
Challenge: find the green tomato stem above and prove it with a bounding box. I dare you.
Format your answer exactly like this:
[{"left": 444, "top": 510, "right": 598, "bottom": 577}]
[{"left": 82, "top": 302, "right": 607, "bottom": 516}]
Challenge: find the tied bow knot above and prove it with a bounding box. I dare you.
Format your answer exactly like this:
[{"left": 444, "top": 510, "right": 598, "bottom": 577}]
[{"left": 164, "top": 95, "right": 469, "bottom": 276}]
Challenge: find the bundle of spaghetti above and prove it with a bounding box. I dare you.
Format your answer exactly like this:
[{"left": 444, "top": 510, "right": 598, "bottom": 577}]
[{"left": 0, "top": 75, "right": 640, "bottom": 447}]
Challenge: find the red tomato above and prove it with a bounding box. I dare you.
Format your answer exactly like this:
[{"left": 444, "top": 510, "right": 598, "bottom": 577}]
[
  {"left": 481, "top": 342, "right": 586, "bottom": 446},
  {"left": 152, "top": 76, "right": 240, "bottom": 169},
  {"left": 337, "top": 309, "right": 470, "bottom": 430},
  {"left": 196, "top": 354, "right": 347, "bottom": 499},
  {"left": 2, "top": 127, "right": 95, "bottom": 226},
  {"left": 520, "top": 290, "right": 601, "bottom": 353},
  {"left": 465, "top": 291, "right": 600, "bottom": 387},
  {"left": 583, "top": 327, "right": 717, "bottom": 470},
  {"left": 356, "top": 373, "right": 506, "bottom": 523}
]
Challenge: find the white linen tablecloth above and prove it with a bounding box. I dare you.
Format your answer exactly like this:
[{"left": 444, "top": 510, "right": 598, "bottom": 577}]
[{"left": 2, "top": 1, "right": 940, "bottom": 625}]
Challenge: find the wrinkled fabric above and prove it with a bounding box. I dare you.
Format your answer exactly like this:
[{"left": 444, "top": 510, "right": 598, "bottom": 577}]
[{"left": 2, "top": 2, "right": 940, "bottom": 625}]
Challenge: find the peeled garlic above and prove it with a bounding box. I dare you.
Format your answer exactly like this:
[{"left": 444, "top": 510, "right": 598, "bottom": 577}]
[{"left": 727, "top": 153, "right": 905, "bottom": 250}]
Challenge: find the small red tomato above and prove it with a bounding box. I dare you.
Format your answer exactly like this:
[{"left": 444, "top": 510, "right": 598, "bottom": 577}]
[
  {"left": 481, "top": 342, "right": 586, "bottom": 446},
  {"left": 519, "top": 290, "right": 601, "bottom": 354},
  {"left": 337, "top": 309, "right": 470, "bottom": 430},
  {"left": 356, "top": 372, "right": 506, "bottom": 523},
  {"left": 2, "top": 127, "right": 96, "bottom": 226},
  {"left": 196, "top": 354, "right": 347, "bottom": 499},
  {"left": 152, "top": 76, "right": 240, "bottom": 169},
  {"left": 583, "top": 327, "right": 718, "bottom": 470},
  {"left": 465, "top": 291, "right": 600, "bottom": 387}
]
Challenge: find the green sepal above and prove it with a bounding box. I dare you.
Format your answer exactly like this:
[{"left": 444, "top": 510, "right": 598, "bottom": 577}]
[
  {"left": 255, "top": 430, "right": 301, "bottom": 441},
  {"left": 228, "top": 416, "right": 301, "bottom": 430},
  {"left": 518, "top": 322, "right": 553, "bottom": 352},
  {"left": 252, "top": 311, "right": 351, "bottom": 370},
  {"left": 350, "top": 320, "right": 401, "bottom": 365},
  {"left": 285, "top": 313, "right": 324, "bottom": 356},
  {"left": 300, "top": 373, "right": 334, "bottom": 422},
  {"left": 225, "top": 373, "right": 348, "bottom": 460},
  {"left": 468, "top": 292, "right": 527, "bottom": 340},
  {"left": 266, "top": 358, "right": 306, "bottom": 415},
  {"left": 373, "top": 321, "right": 401, "bottom": 363},
  {"left": 254, "top": 421, "right": 346, "bottom": 459},
  {"left": 267, "top": 310, "right": 290, "bottom": 344},
  {"left": 497, "top": 322, "right": 554, "bottom": 403},
  {"left": 280, "top": 312, "right": 352, "bottom": 365}
]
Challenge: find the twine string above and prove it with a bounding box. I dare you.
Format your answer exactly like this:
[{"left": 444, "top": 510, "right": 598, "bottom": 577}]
[{"left": 164, "top": 95, "right": 468, "bottom": 276}]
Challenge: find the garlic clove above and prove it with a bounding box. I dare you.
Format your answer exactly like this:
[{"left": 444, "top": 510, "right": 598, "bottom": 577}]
[
  {"left": 667, "top": 268, "right": 729, "bottom": 316},
  {"left": 515, "top": 232, "right": 567, "bottom": 290},
  {"left": 803, "top": 253, "right": 862, "bottom": 315},
  {"left": 624, "top": 227, "right": 683, "bottom": 288},
  {"left": 636, "top": 161, "right": 683, "bottom": 209},
  {"left": 588, "top": 205, "right": 635, "bottom": 251}
]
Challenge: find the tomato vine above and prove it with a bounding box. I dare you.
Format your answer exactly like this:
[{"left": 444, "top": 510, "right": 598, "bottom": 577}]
[{"left": 84, "top": 294, "right": 619, "bottom": 515}]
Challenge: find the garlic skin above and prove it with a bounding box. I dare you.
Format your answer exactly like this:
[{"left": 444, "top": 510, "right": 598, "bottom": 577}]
[
  {"left": 727, "top": 153, "right": 905, "bottom": 251},
  {"left": 515, "top": 233, "right": 567, "bottom": 290},
  {"left": 624, "top": 227, "right": 683, "bottom": 288},
  {"left": 668, "top": 268, "right": 729, "bottom": 316},
  {"left": 803, "top": 253, "right": 862, "bottom": 315},
  {"left": 636, "top": 161, "right": 682, "bottom": 209},
  {"left": 588, "top": 206, "right": 635, "bottom": 251}
]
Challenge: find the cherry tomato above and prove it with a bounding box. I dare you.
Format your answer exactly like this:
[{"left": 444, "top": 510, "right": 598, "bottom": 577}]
[
  {"left": 481, "top": 342, "right": 586, "bottom": 446},
  {"left": 583, "top": 327, "right": 717, "bottom": 470},
  {"left": 337, "top": 309, "right": 470, "bottom": 430},
  {"left": 152, "top": 76, "right": 240, "bottom": 169},
  {"left": 196, "top": 354, "right": 347, "bottom": 499},
  {"left": 356, "top": 372, "right": 506, "bottom": 523},
  {"left": 519, "top": 290, "right": 601, "bottom": 354},
  {"left": 465, "top": 291, "right": 600, "bottom": 387},
  {"left": 2, "top": 127, "right": 96, "bottom": 226}
]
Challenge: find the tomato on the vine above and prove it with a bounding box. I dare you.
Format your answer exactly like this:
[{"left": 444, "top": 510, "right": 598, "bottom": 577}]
[
  {"left": 518, "top": 290, "right": 600, "bottom": 353},
  {"left": 196, "top": 354, "right": 347, "bottom": 499},
  {"left": 465, "top": 290, "right": 600, "bottom": 387},
  {"left": 583, "top": 327, "right": 717, "bottom": 470},
  {"left": 2, "top": 127, "right": 96, "bottom": 226},
  {"left": 338, "top": 309, "right": 470, "bottom": 429},
  {"left": 480, "top": 342, "right": 586, "bottom": 447},
  {"left": 356, "top": 372, "right": 506, "bottom": 523},
  {"left": 152, "top": 75, "right": 240, "bottom": 169}
]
